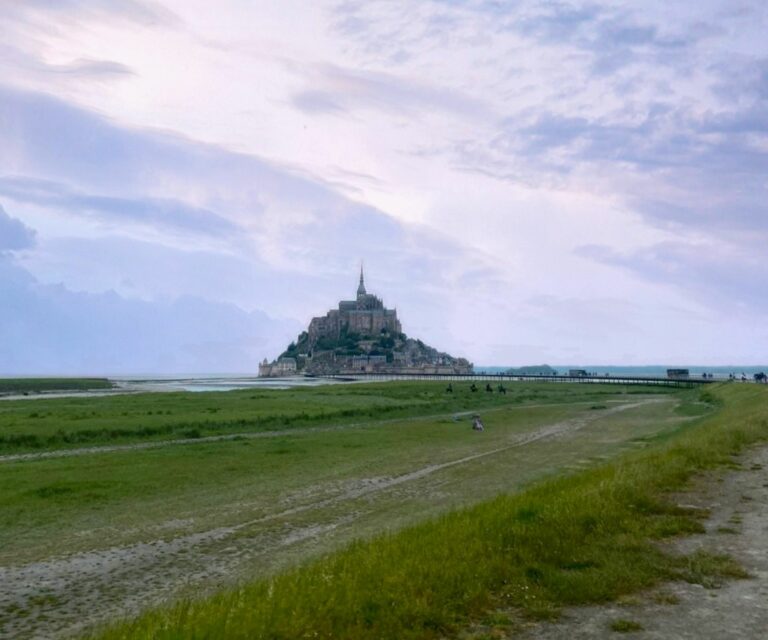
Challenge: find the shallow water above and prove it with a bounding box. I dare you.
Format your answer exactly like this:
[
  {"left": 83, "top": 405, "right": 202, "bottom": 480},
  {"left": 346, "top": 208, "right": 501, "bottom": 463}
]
[
  {"left": 119, "top": 375, "right": 342, "bottom": 393},
  {"left": 0, "top": 376, "right": 342, "bottom": 400}
]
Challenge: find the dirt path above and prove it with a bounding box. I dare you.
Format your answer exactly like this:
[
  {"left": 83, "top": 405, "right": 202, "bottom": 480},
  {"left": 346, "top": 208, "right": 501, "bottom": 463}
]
[
  {"left": 516, "top": 444, "right": 768, "bottom": 639},
  {"left": 0, "top": 400, "right": 655, "bottom": 639}
]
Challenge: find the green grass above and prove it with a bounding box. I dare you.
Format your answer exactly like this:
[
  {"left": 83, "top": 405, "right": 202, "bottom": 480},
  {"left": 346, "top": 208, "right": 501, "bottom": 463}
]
[
  {"left": 610, "top": 619, "right": 643, "bottom": 632},
  {"left": 85, "top": 383, "right": 767, "bottom": 640},
  {"left": 651, "top": 591, "right": 680, "bottom": 605},
  {"left": 0, "top": 378, "right": 113, "bottom": 394},
  {"left": 0, "top": 381, "right": 676, "bottom": 452},
  {"left": 1, "top": 391, "right": 679, "bottom": 564}
]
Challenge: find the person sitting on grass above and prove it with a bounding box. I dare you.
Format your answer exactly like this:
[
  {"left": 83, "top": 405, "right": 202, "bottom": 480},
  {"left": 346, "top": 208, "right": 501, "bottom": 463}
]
[
  {"left": 470, "top": 383, "right": 478, "bottom": 392},
  {"left": 472, "top": 415, "right": 484, "bottom": 431}
]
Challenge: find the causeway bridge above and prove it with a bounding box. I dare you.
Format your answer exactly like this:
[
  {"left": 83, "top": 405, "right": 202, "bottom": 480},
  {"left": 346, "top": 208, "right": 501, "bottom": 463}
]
[{"left": 313, "top": 372, "right": 716, "bottom": 388}]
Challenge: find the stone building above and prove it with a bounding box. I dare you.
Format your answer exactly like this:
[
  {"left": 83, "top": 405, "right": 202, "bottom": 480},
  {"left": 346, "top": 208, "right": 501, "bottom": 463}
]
[
  {"left": 258, "top": 357, "right": 297, "bottom": 377},
  {"left": 307, "top": 267, "right": 401, "bottom": 350}
]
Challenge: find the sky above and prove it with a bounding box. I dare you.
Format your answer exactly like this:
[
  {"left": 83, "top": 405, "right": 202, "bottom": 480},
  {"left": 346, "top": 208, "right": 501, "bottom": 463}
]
[{"left": 1, "top": 0, "right": 767, "bottom": 374}]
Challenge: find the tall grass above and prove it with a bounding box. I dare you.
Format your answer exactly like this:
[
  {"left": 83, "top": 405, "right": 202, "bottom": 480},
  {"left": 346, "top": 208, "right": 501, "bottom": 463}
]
[{"left": 91, "top": 384, "right": 767, "bottom": 640}]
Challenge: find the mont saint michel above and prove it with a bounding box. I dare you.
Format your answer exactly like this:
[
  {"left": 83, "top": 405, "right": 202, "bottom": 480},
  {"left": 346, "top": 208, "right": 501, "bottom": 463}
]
[{"left": 259, "top": 268, "right": 472, "bottom": 377}]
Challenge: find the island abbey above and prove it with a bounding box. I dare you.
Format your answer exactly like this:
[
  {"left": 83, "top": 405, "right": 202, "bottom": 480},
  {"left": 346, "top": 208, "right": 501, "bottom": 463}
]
[
  {"left": 259, "top": 267, "right": 472, "bottom": 377},
  {"left": 306, "top": 267, "right": 401, "bottom": 351}
]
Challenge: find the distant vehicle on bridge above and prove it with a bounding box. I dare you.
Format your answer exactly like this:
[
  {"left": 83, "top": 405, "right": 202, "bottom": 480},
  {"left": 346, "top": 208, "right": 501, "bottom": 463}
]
[
  {"left": 667, "top": 369, "right": 690, "bottom": 380},
  {"left": 568, "top": 369, "right": 589, "bottom": 377}
]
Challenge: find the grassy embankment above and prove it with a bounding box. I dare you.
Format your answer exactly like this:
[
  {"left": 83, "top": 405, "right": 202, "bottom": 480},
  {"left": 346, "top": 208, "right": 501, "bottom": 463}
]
[
  {"left": 90, "top": 383, "right": 766, "bottom": 640},
  {"left": 0, "top": 381, "right": 663, "bottom": 452},
  {"left": 0, "top": 378, "right": 113, "bottom": 394}
]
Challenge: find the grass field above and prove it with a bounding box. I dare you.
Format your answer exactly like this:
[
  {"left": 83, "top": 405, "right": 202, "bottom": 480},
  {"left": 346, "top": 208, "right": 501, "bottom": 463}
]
[
  {"left": 0, "top": 380, "right": 738, "bottom": 639},
  {"left": 0, "top": 381, "right": 671, "bottom": 452},
  {"left": 0, "top": 377, "right": 113, "bottom": 395}
]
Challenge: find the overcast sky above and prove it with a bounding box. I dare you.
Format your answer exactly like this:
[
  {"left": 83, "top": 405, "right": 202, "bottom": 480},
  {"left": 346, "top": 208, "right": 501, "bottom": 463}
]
[{"left": 1, "top": 0, "right": 767, "bottom": 373}]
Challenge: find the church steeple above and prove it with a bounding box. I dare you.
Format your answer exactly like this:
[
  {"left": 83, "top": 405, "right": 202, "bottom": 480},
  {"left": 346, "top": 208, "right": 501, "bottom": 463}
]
[{"left": 357, "top": 263, "right": 367, "bottom": 297}]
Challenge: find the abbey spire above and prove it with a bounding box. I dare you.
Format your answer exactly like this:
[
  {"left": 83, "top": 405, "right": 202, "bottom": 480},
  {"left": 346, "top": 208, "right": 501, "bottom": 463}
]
[{"left": 357, "top": 263, "right": 367, "bottom": 297}]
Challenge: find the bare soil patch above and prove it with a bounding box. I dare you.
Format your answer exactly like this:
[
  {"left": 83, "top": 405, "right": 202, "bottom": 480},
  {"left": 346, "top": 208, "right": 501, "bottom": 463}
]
[{"left": 514, "top": 444, "right": 768, "bottom": 639}]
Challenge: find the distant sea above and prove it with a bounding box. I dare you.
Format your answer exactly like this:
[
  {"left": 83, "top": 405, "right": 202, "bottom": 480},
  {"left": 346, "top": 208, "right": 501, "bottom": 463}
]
[{"left": 476, "top": 365, "right": 768, "bottom": 379}]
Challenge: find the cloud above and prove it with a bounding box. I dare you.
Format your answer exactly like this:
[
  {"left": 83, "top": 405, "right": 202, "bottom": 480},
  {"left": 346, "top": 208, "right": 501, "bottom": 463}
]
[
  {"left": 291, "top": 63, "right": 489, "bottom": 118},
  {"left": 577, "top": 241, "right": 768, "bottom": 313},
  {"left": 0, "top": 176, "right": 242, "bottom": 239},
  {"left": 2, "top": 0, "right": 181, "bottom": 29},
  {"left": 476, "top": 100, "right": 768, "bottom": 237},
  {"left": 0, "top": 83, "right": 501, "bottom": 361},
  {"left": 333, "top": 1, "right": 701, "bottom": 77},
  {"left": 498, "top": 106, "right": 681, "bottom": 167},
  {"left": 327, "top": 0, "right": 768, "bottom": 245},
  {"left": 292, "top": 90, "right": 347, "bottom": 114},
  {"left": 0, "top": 84, "right": 493, "bottom": 277},
  {"left": 39, "top": 58, "right": 135, "bottom": 77},
  {"left": 0, "top": 204, "right": 36, "bottom": 251},
  {"left": 711, "top": 56, "right": 768, "bottom": 104},
  {"left": 0, "top": 44, "right": 135, "bottom": 80},
  {"left": 0, "top": 254, "right": 300, "bottom": 375},
  {"left": 515, "top": 3, "right": 603, "bottom": 42},
  {"left": 0, "top": 84, "right": 345, "bottom": 213},
  {"left": 506, "top": 2, "right": 701, "bottom": 75},
  {"left": 1, "top": 3, "right": 767, "bottom": 367}
]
